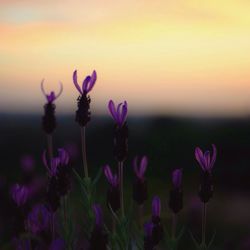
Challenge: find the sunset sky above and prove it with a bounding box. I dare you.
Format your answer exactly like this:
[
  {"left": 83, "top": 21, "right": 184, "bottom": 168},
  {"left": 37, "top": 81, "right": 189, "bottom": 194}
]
[{"left": 1, "top": 0, "right": 250, "bottom": 116}]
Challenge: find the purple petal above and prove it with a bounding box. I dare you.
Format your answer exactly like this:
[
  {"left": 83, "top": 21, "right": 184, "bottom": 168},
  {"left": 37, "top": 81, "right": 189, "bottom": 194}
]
[
  {"left": 86, "top": 70, "right": 97, "bottom": 93},
  {"left": 40, "top": 79, "right": 46, "bottom": 96},
  {"left": 172, "top": 169, "right": 182, "bottom": 188},
  {"left": 133, "top": 156, "right": 140, "bottom": 177},
  {"left": 195, "top": 147, "right": 206, "bottom": 171},
  {"left": 46, "top": 92, "right": 56, "bottom": 102},
  {"left": 55, "top": 81, "right": 63, "bottom": 99},
  {"left": 204, "top": 151, "right": 211, "bottom": 171},
  {"left": 119, "top": 101, "right": 128, "bottom": 126},
  {"left": 210, "top": 144, "right": 217, "bottom": 170},
  {"left": 73, "top": 70, "right": 83, "bottom": 94},
  {"left": 93, "top": 204, "right": 103, "bottom": 227},
  {"left": 152, "top": 196, "right": 161, "bottom": 217},
  {"left": 58, "top": 148, "right": 69, "bottom": 165},
  {"left": 116, "top": 103, "right": 123, "bottom": 125},
  {"left": 108, "top": 100, "right": 118, "bottom": 122},
  {"left": 103, "top": 165, "right": 113, "bottom": 185},
  {"left": 139, "top": 156, "right": 148, "bottom": 178},
  {"left": 82, "top": 75, "right": 91, "bottom": 93}
]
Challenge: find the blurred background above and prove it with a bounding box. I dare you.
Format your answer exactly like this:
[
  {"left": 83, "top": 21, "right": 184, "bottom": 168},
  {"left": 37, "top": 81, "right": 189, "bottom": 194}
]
[{"left": 1, "top": 0, "right": 250, "bottom": 249}]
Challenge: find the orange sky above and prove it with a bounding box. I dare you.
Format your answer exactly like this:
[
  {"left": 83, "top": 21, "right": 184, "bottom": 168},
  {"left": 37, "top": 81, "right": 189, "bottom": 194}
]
[{"left": 1, "top": 0, "right": 250, "bottom": 116}]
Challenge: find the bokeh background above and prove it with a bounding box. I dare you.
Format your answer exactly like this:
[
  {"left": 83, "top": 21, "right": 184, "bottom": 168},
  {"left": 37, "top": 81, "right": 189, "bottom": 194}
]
[{"left": 1, "top": 1, "right": 250, "bottom": 249}]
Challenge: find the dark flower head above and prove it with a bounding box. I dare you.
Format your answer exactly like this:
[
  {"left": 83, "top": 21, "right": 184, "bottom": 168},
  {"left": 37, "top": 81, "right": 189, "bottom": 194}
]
[
  {"left": 11, "top": 184, "right": 29, "bottom": 207},
  {"left": 195, "top": 144, "right": 217, "bottom": 173},
  {"left": 26, "top": 204, "right": 50, "bottom": 235},
  {"left": 172, "top": 168, "right": 182, "bottom": 189},
  {"left": 108, "top": 100, "right": 128, "bottom": 127},
  {"left": 73, "top": 70, "right": 97, "bottom": 94},
  {"left": 49, "top": 238, "right": 65, "bottom": 250},
  {"left": 152, "top": 196, "right": 161, "bottom": 218},
  {"left": 103, "top": 165, "right": 119, "bottom": 187},
  {"left": 133, "top": 155, "right": 148, "bottom": 181},
  {"left": 93, "top": 204, "right": 103, "bottom": 228},
  {"left": 41, "top": 79, "right": 63, "bottom": 103}
]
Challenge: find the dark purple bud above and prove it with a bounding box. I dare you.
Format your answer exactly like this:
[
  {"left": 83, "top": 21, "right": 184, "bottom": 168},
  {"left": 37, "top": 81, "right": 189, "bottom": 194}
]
[
  {"left": 152, "top": 196, "right": 161, "bottom": 218},
  {"left": 11, "top": 184, "right": 29, "bottom": 207},
  {"left": 49, "top": 238, "right": 65, "bottom": 250},
  {"left": 26, "top": 204, "right": 50, "bottom": 235},
  {"left": 172, "top": 169, "right": 182, "bottom": 189},
  {"left": 195, "top": 144, "right": 217, "bottom": 172},
  {"left": 93, "top": 204, "right": 103, "bottom": 228},
  {"left": 108, "top": 100, "right": 128, "bottom": 127},
  {"left": 144, "top": 222, "right": 154, "bottom": 238},
  {"left": 41, "top": 79, "right": 63, "bottom": 103},
  {"left": 103, "top": 165, "right": 119, "bottom": 187},
  {"left": 73, "top": 70, "right": 97, "bottom": 94},
  {"left": 133, "top": 156, "right": 148, "bottom": 181},
  {"left": 46, "top": 176, "right": 60, "bottom": 212}
]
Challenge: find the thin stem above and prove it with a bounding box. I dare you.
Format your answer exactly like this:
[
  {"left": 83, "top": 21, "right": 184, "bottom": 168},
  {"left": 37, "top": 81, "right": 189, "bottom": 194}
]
[
  {"left": 80, "top": 126, "right": 89, "bottom": 178},
  {"left": 47, "top": 134, "right": 53, "bottom": 162},
  {"left": 51, "top": 212, "right": 55, "bottom": 240},
  {"left": 112, "top": 216, "right": 116, "bottom": 233},
  {"left": 119, "top": 161, "right": 124, "bottom": 217},
  {"left": 201, "top": 202, "right": 207, "bottom": 245},
  {"left": 172, "top": 213, "right": 177, "bottom": 240},
  {"left": 138, "top": 204, "right": 144, "bottom": 228},
  {"left": 63, "top": 196, "right": 67, "bottom": 227}
]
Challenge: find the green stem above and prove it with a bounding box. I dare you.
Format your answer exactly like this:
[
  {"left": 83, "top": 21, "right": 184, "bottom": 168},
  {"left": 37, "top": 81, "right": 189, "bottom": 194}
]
[
  {"left": 47, "top": 134, "right": 53, "bottom": 162},
  {"left": 172, "top": 213, "right": 177, "bottom": 240},
  {"left": 80, "top": 126, "right": 89, "bottom": 178},
  {"left": 201, "top": 203, "right": 207, "bottom": 245},
  {"left": 119, "top": 161, "right": 124, "bottom": 217}
]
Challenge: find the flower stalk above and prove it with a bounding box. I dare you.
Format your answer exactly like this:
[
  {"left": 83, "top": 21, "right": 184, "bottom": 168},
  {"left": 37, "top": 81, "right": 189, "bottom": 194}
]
[{"left": 80, "top": 126, "right": 89, "bottom": 178}]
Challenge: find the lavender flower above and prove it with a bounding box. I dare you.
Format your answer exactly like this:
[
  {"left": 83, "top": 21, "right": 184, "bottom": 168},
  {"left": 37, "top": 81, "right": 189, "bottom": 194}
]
[
  {"left": 169, "top": 169, "right": 183, "bottom": 214},
  {"left": 195, "top": 144, "right": 217, "bottom": 173},
  {"left": 11, "top": 184, "right": 29, "bottom": 207},
  {"left": 89, "top": 204, "right": 108, "bottom": 250},
  {"left": 108, "top": 100, "right": 128, "bottom": 127},
  {"left": 195, "top": 144, "right": 217, "bottom": 203},
  {"left": 151, "top": 196, "right": 163, "bottom": 245},
  {"left": 26, "top": 204, "right": 50, "bottom": 235},
  {"left": 73, "top": 70, "right": 97, "bottom": 127},
  {"left": 43, "top": 148, "right": 71, "bottom": 211},
  {"left": 108, "top": 100, "right": 128, "bottom": 162},
  {"left": 133, "top": 156, "right": 148, "bottom": 205},
  {"left": 103, "top": 165, "right": 120, "bottom": 212},
  {"left": 41, "top": 80, "right": 63, "bottom": 134}
]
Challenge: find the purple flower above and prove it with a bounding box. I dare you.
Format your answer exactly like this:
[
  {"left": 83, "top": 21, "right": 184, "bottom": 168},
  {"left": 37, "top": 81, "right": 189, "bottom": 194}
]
[
  {"left": 152, "top": 196, "right": 161, "bottom": 218},
  {"left": 103, "top": 165, "right": 119, "bottom": 187},
  {"left": 73, "top": 70, "right": 97, "bottom": 94},
  {"left": 195, "top": 144, "right": 217, "bottom": 173},
  {"left": 11, "top": 184, "right": 29, "bottom": 206},
  {"left": 133, "top": 156, "right": 148, "bottom": 181},
  {"left": 172, "top": 169, "right": 182, "bottom": 189},
  {"left": 49, "top": 238, "right": 65, "bottom": 250},
  {"left": 93, "top": 204, "right": 103, "bottom": 228},
  {"left": 26, "top": 204, "right": 50, "bottom": 235},
  {"left": 42, "top": 148, "right": 69, "bottom": 176},
  {"left": 41, "top": 79, "right": 63, "bottom": 103},
  {"left": 108, "top": 100, "right": 128, "bottom": 127}
]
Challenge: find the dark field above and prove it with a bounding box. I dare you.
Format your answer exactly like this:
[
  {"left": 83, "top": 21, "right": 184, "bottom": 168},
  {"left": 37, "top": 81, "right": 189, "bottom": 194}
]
[{"left": 1, "top": 114, "right": 250, "bottom": 249}]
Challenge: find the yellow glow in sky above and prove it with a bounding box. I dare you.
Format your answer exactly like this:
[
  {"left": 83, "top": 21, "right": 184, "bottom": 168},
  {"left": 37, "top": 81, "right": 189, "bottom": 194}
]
[{"left": 1, "top": 0, "right": 250, "bottom": 116}]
